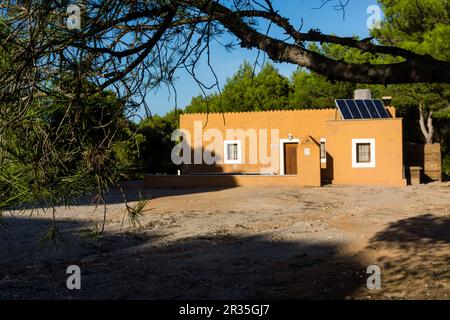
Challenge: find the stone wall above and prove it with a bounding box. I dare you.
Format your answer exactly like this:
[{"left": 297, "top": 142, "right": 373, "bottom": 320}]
[
  {"left": 404, "top": 143, "right": 442, "bottom": 182},
  {"left": 424, "top": 144, "right": 442, "bottom": 181}
]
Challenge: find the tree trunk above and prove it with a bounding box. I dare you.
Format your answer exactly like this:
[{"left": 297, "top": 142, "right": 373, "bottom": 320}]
[{"left": 419, "top": 105, "right": 434, "bottom": 144}]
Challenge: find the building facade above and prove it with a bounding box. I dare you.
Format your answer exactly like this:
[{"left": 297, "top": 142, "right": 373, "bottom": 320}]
[{"left": 145, "top": 101, "right": 407, "bottom": 188}]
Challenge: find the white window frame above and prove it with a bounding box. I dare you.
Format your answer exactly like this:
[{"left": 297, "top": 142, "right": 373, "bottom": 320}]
[
  {"left": 224, "top": 140, "right": 242, "bottom": 164},
  {"left": 279, "top": 138, "right": 301, "bottom": 175},
  {"left": 320, "top": 138, "right": 327, "bottom": 164},
  {"left": 352, "top": 138, "right": 376, "bottom": 168}
]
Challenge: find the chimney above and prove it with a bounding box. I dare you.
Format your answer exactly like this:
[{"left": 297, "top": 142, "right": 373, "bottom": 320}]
[{"left": 354, "top": 89, "right": 372, "bottom": 100}]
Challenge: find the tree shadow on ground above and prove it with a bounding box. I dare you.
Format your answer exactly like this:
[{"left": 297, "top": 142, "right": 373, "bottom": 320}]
[
  {"left": 0, "top": 216, "right": 366, "bottom": 300},
  {"left": 370, "top": 213, "right": 450, "bottom": 246},
  {"left": 9, "top": 183, "right": 236, "bottom": 209},
  {"left": 363, "top": 214, "right": 450, "bottom": 299},
  {"left": 67, "top": 184, "right": 233, "bottom": 206}
]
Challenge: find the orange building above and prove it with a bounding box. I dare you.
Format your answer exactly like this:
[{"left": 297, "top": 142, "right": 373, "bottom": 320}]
[{"left": 145, "top": 98, "right": 407, "bottom": 188}]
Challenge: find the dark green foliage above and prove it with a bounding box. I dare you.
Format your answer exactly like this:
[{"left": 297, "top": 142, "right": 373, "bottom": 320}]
[
  {"left": 185, "top": 62, "right": 290, "bottom": 113},
  {"left": 0, "top": 16, "right": 142, "bottom": 232},
  {"left": 136, "top": 109, "right": 182, "bottom": 175},
  {"left": 368, "top": 0, "right": 450, "bottom": 156},
  {"left": 185, "top": 60, "right": 356, "bottom": 113},
  {"left": 369, "top": 0, "right": 450, "bottom": 120},
  {"left": 0, "top": 79, "right": 141, "bottom": 232},
  {"left": 373, "top": 0, "right": 450, "bottom": 62},
  {"left": 443, "top": 155, "right": 450, "bottom": 177},
  {"left": 289, "top": 69, "right": 356, "bottom": 108}
]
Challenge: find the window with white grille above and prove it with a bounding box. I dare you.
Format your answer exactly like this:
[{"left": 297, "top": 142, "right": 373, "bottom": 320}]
[
  {"left": 356, "top": 143, "right": 371, "bottom": 163},
  {"left": 352, "top": 139, "right": 376, "bottom": 168}
]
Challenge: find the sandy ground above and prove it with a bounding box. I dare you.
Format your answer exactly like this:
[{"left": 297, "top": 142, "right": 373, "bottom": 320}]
[{"left": 0, "top": 182, "right": 449, "bottom": 300}]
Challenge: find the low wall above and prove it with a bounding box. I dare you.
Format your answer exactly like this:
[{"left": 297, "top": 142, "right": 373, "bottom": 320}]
[
  {"left": 144, "top": 174, "right": 299, "bottom": 189},
  {"left": 331, "top": 178, "right": 407, "bottom": 187},
  {"left": 144, "top": 174, "right": 407, "bottom": 189}
]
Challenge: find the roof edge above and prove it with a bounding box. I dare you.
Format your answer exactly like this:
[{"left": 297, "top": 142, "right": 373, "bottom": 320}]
[{"left": 181, "top": 108, "right": 337, "bottom": 116}]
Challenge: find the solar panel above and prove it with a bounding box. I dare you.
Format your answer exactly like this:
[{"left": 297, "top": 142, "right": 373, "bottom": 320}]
[
  {"left": 345, "top": 100, "right": 363, "bottom": 119},
  {"left": 335, "top": 99, "right": 391, "bottom": 120},
  {"left": 355, "top": 100, "right": 371, "bottom": 119},
  {"left": 364, "top": 100, "right": 381, "bottom": 118},
  {"left": 373, "top": 100, "right": 390, "bottom": 118},
  {"left": 335, "top": 100, "right": 353, "bottom": 120}
]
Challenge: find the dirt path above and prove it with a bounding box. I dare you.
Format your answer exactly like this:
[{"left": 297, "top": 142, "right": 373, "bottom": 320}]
[{"left": 1, "top": 183, "right": 449, "bottom": 299}]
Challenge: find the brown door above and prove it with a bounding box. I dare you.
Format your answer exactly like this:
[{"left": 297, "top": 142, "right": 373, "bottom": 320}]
[{"left": 284, "top": 143, "right": 298, "bottom": 175}]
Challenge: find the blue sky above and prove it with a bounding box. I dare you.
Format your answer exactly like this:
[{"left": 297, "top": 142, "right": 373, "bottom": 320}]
[{"left": 143, "top": 0, "right": 381, "bottom": 117}]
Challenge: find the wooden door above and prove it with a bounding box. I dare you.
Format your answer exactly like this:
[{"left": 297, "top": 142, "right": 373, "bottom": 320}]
[{"left": 284, "top": 143, "right": 298, "bottom": 175}]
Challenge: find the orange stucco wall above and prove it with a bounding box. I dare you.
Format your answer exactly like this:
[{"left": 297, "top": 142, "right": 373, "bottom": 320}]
[
  {"left": 297, "top": 137, "right": 321, "bottom": 187},
  {"left": 325, "top": 119, "right": 406, "bottom": 186},
  {"left": 179, "top": 109, "right": 339, "bottom": 175},
  {"left": 177, "top": 108, "right": 406, "bottom": 187}
]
